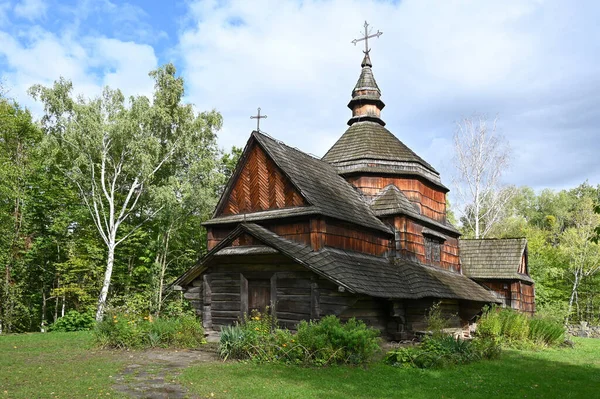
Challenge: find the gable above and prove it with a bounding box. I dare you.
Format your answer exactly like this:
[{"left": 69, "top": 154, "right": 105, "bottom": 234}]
[{"left": 218, "top": 142, "right": 307, "bottom": 216}]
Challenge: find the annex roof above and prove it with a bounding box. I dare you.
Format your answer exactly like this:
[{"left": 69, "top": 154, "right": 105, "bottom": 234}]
[
  {"left": 460, "top": 238, "right": 533, "bottom": 283},
  {"left": 176, "top": 223, "right": 499, "bottom": 304}
]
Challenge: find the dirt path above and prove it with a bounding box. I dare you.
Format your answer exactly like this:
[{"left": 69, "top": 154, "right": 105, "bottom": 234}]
[{"left": 112, "top": 344, "right": 219, "bottom": 399}]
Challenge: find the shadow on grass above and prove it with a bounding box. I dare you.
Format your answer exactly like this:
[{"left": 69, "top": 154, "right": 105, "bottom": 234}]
[{"left": 180, "top": 344, "right": 600, "bottom": 399}]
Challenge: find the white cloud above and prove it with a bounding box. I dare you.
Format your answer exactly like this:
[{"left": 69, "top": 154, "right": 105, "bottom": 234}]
[
  {"left": 0, "top": 28, "right": 157, "bottom": 113},
  {"left": 13, "top": 0, "right": 47, "bottom": 21},
  {"left": 177, "top": 0, "right": 600, "bottom": 191}
]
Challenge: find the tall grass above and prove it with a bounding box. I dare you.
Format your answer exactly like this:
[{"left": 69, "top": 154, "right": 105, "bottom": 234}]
[
  {"left": 477, "top": 306, "right": 565, "bottom": 348},
  {"left": 528, "top": 317, "right": 565, "bottom": 346}
]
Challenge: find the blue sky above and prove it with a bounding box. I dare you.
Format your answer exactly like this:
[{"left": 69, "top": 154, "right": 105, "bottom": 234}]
[{"left": 1, "top": 0, "right": 600, "bottom": 199}]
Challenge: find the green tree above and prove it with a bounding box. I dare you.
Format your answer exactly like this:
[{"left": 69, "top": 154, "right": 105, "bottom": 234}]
[
  {"left": 0, "top": 98, "right": 42, "bottom": 333},
  {"left": 30, "top": 63, "right": 222, "bottom": 321},
  {"left": 560, "top": 197, "right": 600, "bottom": 323}
]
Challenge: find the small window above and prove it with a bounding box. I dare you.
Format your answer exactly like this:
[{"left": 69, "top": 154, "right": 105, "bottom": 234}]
[{"left": 424, "top": 237, "right": 441, "bottom": 263}]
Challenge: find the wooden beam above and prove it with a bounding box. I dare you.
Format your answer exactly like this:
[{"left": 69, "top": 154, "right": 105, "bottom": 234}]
[
  {"left": 202, "top": 275, "right": 212, "bottom": 330},
  {"left": 310, "top": 282, "right": 320, "bottom": 320},
  {"left": 240, "top": 273, "right": 248, "bottom": 319},
  {"left": 271, "top": 274, "right": 278, "bottom": 329}
]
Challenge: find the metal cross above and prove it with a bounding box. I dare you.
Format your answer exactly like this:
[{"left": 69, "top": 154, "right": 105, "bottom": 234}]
[
  {"left": 351, "top": 21, "right": 383, "bottom": 54},
  {"left": 250, "top": 107, "right": 267, "bottom": 131}
]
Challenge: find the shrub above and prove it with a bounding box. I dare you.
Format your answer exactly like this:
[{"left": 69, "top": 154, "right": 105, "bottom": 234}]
[
  {"left": 476, "top": 306, "right": 502, "bottom": 339},
  {"left": 529, "top": 317, "right": 565, "bottom": 346},
  {"left": 219, "top": 324, "right": 246, "bottom": 360},
  {"left": 48, "top": 310, "right": 95, "bottom": 332},
  {"left": 93, "top": 313, "right": 205, "bottom": 349},
  {"left": 385, "top": 335, "right": 501, "bottom": 369},
  {"left": 295, "top": 316, "right": 381, "bottom": 365},
  {"left": 425, "top": 302, "right": 451, "bottom": 338},
  {"left": 217, "top": 314, "right": 381, "bottom": 366}
]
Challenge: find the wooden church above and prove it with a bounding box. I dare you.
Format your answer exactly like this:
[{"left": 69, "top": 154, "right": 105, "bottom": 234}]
[{"left": 174, "top": 25, "right": 533, "bottom": 339}]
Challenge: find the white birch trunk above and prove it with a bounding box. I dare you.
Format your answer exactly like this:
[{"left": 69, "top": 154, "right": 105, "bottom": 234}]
[{"left": 96, "top": 242, "right": 116, "bottom": 321}]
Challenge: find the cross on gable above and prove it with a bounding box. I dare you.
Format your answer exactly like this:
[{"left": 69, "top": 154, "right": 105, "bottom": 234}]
[
  {"left": 250, "top": 107, "right": 267, "bottom": 131},
  {"left": 351, "top": 21, "right": 383, "bottom": 54}
]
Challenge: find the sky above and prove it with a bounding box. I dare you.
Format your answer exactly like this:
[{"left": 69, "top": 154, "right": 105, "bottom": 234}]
[{"left": 1, "top": 0, "right": 600, "bottom": 197}]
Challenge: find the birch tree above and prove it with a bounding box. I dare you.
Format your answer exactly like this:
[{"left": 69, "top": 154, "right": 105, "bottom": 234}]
[
  {"left": 30, "top": 64, "right": 222, "bottom": 321},
  {"left": 452, "top": 114, "right": 513, "bottom": 238},
  {"left": 561, "top": 197, "right": 600, "bottom": 324}
]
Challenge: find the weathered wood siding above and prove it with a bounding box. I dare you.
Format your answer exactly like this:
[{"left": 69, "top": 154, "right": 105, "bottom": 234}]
[
  {"left": 392, "top": 216, "right": 460, "bottom": 272},
  {"left": 219, "top": 143, "right": 307, "bottom": 216},
  {"left": 207, "top": 220, "right": 311, "bottom": 250},
  {"left": 207, "top": 218, "right": 392, "bottom": 256},
  {"left": 322, "top": 219, "right": 391, "bottom": 256},
  {"left": 346, "top": 175, "right": 447, "bottom": 222},
  {"left": 479, "top": 280, "right": 535, "bottom": 315}
]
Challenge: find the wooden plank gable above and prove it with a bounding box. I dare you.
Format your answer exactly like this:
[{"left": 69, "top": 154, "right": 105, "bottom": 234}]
[{"left": 217, "top": 141, "right": 308, "bottom": 216}]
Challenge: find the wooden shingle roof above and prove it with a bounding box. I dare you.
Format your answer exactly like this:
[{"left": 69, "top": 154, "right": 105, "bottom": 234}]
[
  {"left": 322, "top": 122, "right": 437, "bottom": 173},
  {"left": 370, "top": 185, "right": 460, "bottom": 236},
  {"left": 460, "top": 238, "right": 533, "bottom": 283},
  {"left": 176, "top": 224, "right": 499, "bottom": 304},
  {"left": 370, "top": 184, "right": 420, "bottom": 217},
  {"left": 251, "top": 131, "right": 392, "bottom": 234}
]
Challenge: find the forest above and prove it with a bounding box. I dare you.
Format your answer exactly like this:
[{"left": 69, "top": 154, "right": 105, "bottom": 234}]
[{"left": 0, "top": 64, "right": 599, "bottom": 333}]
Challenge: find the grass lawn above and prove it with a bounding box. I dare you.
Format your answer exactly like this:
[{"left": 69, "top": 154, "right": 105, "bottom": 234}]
[
  {"left": 0, "top": 331, "right": 126, "bottom": 399},
  {"left": 2, "top": 333, "right": 599, "bottom": 399},
  {"left": 179, "top": 338, "right": 600, "bottom": 399}
]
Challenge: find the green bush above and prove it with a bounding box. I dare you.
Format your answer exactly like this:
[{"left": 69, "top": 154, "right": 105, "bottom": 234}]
[
  {"left": 295, "top": 316, "right": 381, "bottom": 365},
  {"left": 218, "top": 313, "right": 381, "bottom": 366},
  {"left": 93, "top": 313, "right": 205, "bottom": 349},
  {"left": 219, "top": 324, "right": 246, "bottom": 360},
  {"left": 476, "top": 306, "right": 502, "bottom": 339},
  {"left": 498, "top": 309, "right": 529, "bottom": 341},
  {"left": 385, "top": 335, "right": 501, "bottom": 369},
  {"left": 48, "top": 310, "right": 95, "bottom": 332}
]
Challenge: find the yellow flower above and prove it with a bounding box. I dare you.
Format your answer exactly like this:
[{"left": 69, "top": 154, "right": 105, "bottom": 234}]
[
  {"left": 255, "top": 327, "right": 259, "bottom": 331},
  {"left": 113, "top": 315, "right": 117, "bottom": 319},
  {"left": 283, "top": 344, "right": 287, "bottom": 347}
]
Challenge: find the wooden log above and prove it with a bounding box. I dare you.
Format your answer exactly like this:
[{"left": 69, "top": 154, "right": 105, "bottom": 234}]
[
  {"left": 212, "top": 293, "right": 241, "bottom": 302},
  {"left": 211, "top": 301, "right": 241, "bottom": 311}
]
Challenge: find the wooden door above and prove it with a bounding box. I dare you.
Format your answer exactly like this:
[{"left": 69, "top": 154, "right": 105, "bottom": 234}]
[{"left": 248, "top": 279, "right": 271, "bottom": 312}]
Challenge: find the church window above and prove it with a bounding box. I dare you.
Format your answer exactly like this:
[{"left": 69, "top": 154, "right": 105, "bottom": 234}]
[{"left": 424, "top": 237, "right": 441, "bottom": 263}]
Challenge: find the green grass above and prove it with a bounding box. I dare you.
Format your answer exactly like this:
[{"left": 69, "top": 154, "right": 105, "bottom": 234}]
[
  {"left": 0, "top": 331, "right": 126, "bottom": 399},
  {"left": 2, "top": 332, "right": 600, "bottom": 399},
  {"left": 179, "top": 339, "right": 600, "bottom": 399}
]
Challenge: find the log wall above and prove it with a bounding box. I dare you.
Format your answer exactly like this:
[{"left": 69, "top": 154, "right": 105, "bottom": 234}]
[
  {"left": 345, "top": 175, "right": 447, "bottom": 222},
  {"left": 184, "top": 255, "right": 490, "bottom": 338},
  {"left": 219, "top": 143, "right": 307, "bottom": 216}
]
